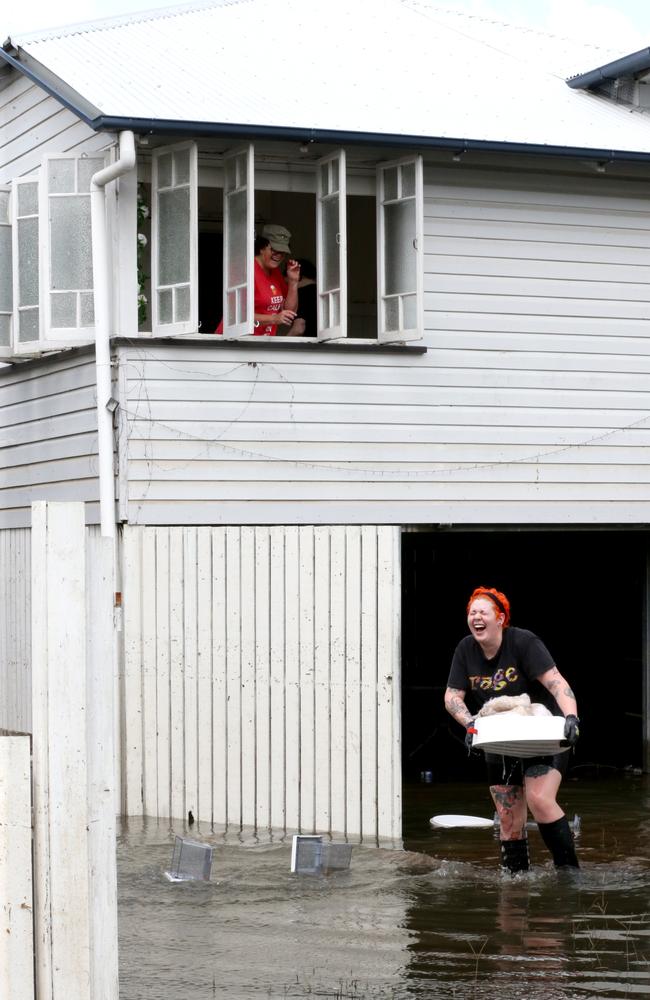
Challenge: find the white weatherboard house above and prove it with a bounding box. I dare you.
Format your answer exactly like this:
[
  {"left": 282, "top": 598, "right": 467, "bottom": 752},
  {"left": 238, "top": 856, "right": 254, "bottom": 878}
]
[{"left": 2, "top": 0, "right": 650, "bottom": 847}]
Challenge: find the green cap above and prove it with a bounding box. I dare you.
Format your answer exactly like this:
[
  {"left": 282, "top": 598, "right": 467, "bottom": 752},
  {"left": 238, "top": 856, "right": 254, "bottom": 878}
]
[{"left": 262, "top": 224, "right": 291, "bottom": 253}]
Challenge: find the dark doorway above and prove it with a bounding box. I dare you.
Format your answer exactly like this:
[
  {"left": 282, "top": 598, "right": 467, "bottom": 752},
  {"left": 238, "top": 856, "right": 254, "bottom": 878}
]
[{"left": 401, "top": 530, "right": 647, "bottom": 783}]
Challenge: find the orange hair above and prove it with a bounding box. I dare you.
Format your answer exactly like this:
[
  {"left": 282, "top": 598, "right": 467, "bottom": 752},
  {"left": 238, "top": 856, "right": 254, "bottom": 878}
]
[{"left": 467, "top": 586, "right": 511, "bottom": 627}]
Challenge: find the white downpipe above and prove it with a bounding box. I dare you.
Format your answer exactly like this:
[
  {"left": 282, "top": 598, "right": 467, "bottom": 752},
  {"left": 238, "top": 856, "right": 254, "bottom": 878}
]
[{"left": 91, "top": 131, "right": 136, "bottom": 540}]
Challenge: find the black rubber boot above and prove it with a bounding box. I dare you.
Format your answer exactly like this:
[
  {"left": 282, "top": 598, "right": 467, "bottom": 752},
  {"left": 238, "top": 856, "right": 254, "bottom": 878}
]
[
  {"left": 537, "top": 816, "right": 579, "bottom": 868},
  {"left": 500, "top": 838, "right": 530, "bottom": 873}
]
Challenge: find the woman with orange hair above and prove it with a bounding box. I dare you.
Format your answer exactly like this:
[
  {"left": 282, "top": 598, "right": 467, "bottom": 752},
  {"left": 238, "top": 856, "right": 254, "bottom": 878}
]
[{"left": 444, "top": 586, "right": 580, "bottom": 874}]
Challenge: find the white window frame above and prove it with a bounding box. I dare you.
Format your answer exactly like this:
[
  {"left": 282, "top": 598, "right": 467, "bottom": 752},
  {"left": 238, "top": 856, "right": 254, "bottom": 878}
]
[
  {"left": 376, "top": 154, "right": 424, "bottom": 343},
  {"left": 40, "top": 152, "right": 106, "bottom": 347},
  {"left": 316, "top": 149, "right": 347, "bottom": 341},
  {"left": 0, "top": 185, "right": 12, "bottom": 359},
  {"left": 151, "top": 140, "right": 198, "bottom": 335},
  {"left": 221, "top": 144, "right": 254, "bottom": 338},
  {"left": 11, "top": 174, "right": 41, "bottom": 357}
]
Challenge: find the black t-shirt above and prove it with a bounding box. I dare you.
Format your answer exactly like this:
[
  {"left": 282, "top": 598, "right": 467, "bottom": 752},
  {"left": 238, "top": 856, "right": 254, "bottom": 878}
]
[{"left": 447, "top": 626, "right": 560, "bottom": 716}]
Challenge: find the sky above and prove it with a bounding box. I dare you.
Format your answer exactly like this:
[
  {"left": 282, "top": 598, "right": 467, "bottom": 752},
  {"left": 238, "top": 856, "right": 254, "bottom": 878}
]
[{"left": 3, "top": 0, "right": 650, "bottom": 51}]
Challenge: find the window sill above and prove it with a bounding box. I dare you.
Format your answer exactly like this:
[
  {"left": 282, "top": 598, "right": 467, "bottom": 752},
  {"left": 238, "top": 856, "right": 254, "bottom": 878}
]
[{"left": 116, "top": 333, "right": 427, "bottom": 355}]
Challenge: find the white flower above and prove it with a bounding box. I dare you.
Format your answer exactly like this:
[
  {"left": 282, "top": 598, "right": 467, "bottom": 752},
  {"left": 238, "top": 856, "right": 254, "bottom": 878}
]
[
  {"left": 137, "top": 233, "right": 148, "bottom": 247},
  {"left": 138, "top": 204, "right": 150, "bottom": 219},
  {"left": 138, "top": 293, "right": 147, "bottom": 304}
]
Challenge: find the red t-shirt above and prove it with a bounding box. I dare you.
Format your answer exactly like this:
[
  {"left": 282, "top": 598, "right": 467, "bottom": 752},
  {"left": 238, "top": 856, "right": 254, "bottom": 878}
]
[{"left": 215, "top": 260, "right": 288, "bottom": 335}]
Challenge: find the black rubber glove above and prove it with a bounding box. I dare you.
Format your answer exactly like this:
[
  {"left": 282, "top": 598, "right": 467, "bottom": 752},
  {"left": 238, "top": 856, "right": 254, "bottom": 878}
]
[
  {"left": 465, "top": 725, "right": 478, "bottom": 754},
  {"left": 563, "top": 715, "right": 580, "bottom": 747}
]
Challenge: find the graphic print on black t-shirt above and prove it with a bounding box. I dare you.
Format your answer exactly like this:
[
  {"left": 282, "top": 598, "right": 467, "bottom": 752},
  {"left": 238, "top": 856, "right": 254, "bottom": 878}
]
[{"left": 447, "top": 626, "right": 559, "bottom": 716}]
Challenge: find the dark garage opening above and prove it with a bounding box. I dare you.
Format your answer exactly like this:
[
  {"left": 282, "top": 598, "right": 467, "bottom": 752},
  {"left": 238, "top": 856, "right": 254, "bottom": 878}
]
[{"left": 401, "top": 529, "right": 648, "bottom": 785}]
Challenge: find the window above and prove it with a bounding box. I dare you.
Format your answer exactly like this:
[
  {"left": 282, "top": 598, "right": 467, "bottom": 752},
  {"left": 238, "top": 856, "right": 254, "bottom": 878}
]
[{"left": 151, "top": 142, "right": 198, "bottom": 334}]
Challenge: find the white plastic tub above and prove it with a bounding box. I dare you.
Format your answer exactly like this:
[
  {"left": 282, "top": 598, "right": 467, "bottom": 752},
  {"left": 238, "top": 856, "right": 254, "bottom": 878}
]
[{"left": 473, "top": 714, "right": 569, "bottom": 758}]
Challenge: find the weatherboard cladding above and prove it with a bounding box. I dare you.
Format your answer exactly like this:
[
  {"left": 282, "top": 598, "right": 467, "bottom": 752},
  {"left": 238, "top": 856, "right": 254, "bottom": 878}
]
[
  {"left": 114, "top": 165, "right": 650, "bottom": 527},
  {"left": 7, "top": 0, "right": 650, "bottom": 156}
]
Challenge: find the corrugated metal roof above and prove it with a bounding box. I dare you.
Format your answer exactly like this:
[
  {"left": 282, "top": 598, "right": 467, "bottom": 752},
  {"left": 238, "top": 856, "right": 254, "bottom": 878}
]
[{"left": 7, "top": 0, "right": 650, "bottom": 154}]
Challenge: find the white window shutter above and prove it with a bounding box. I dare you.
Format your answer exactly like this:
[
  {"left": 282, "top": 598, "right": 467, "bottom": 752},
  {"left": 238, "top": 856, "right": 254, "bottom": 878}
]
[
  {"left": 316, "top": 149, "right": 347, "bottom": 341},
  {"left": 376, "top": 154, "right": 424, "bottom": 343},
  {"left": 0, "top": 186, "right": 12, "bottom": 358},
  {"left": 222, "top": 144, "right": 254, "bottom": 338},
  {"left": 151, "top": 141, "right": 198, "bottom": 335},
  {"left": 41, "top": 153, "right": 105, "bottom": 344},
  {"left": 12, "top": 176, "right": 41, "bottom": 354}
]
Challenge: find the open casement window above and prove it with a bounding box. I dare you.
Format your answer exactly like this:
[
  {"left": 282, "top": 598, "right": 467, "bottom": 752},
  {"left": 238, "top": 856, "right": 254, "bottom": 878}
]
[
  {"left": 376, "top": 155, "right": 424, "bottom": 343},
  {"left": 0, "top": 187, "right": 11, "bottom": 358},
  {"left": 41, "top": 153, "right": 105, "bottom": 345},
  {"left": 222, "top": 144, "right": 254, "bottom": 338},
  {"left": 316, "top": 150, "right": 347, "bottom": 340},
  {"left": 151, "top": 141, "right": 198, "bottom": 335},
  {"left": 12, "top": 176, "right": 40, "bottom": 355}
]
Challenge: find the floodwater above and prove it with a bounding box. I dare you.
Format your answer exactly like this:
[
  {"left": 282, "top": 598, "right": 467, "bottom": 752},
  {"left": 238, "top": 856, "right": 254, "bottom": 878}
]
[{"left": 118, "top": 775, "right": 650, "bottom": 999}]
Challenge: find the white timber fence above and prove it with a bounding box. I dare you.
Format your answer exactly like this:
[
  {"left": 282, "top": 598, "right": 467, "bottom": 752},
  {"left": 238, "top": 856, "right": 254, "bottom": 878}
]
[
  {"left": 0, "top": 735, "right": 34, "bottom": 1000},
  {"left": 122, "top": 524, "right": 402, "bottom": 843},
  {"left": 31, "top": 501, "right": 119, "bottom": 1000}
]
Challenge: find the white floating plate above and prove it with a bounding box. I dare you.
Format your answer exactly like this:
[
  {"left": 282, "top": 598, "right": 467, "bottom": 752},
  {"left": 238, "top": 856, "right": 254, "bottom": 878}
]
[
  {"left": 473, "top": 713, "right": 569, "bottom": 758},
  {"left": 430, "top": 814, "right": 494, "bottom": 829}
]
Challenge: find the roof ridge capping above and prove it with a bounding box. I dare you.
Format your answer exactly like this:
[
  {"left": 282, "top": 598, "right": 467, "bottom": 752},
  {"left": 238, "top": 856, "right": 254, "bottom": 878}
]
[
  {"left": 567, "top": 46, "right": 650, "bottom": 90},
  {"left": 10, "top": 0, "right": 245, "bottom": 43}
]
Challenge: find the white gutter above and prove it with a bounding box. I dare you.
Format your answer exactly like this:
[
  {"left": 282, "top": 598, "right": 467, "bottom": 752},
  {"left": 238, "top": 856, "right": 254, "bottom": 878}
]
[{"left": 90, "top": 130, "right": 136, "bottom": 539}]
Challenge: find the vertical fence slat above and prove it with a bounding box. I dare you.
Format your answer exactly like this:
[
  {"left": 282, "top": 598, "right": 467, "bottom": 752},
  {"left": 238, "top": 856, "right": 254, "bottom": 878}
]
[
  {"left": 212, "top": 529, "right": 227, "bottom": 828},
  {"left": 141, "top": 528, "right": 158, "bottom": 817},
  {"left": 361, "top": 526, "right": 379, "bottom": 842},
  {"left": 314, "top": 527, "right": 331, "bottom": 834},
  {"left": 255, "top": 528, "right": 271, "bottom": 832},
  {"left": 269, "top": 527, "right": 286, "bottom": 831},
  {"left": 329, "top": 527, "right": 347, "bottom": 838},
  {"left": 155, "top": 528, "right": 171, "bottom": 820},
  {"left": 183, "top": 528, "right": 199, "bottom": 820},
  {"left": 240, "top": 527, "right": 257, "bottom": 829},
  {"left": 196, "top": 527, "right": 213, "bottom": 825},
  {"left": 377, "top": 527, "right": 401, "bottom": 842},
  {"left": 345, "top": 526, "right": 362, "bottom": 839},
  {"left": 225, "top": 527, "right": 242, "bottom": 828},
  {"left": 169, "top": 529, "right": 185, "bottom": 822},
  {"left": 284, "top": 527, "right": 301, "bottom": 830},
  {"left": 299, "top": 527, "right": 315, "bottom": 832}
]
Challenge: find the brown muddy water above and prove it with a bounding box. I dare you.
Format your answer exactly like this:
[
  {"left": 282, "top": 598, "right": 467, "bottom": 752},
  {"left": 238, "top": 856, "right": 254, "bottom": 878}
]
[{"left": 118, "top": 775, "right": 650, "bottom": 999}]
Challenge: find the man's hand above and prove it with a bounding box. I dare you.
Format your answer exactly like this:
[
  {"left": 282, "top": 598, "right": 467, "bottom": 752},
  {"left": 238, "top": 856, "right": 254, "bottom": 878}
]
[{"left": 465, "top": 725, "right": 478, "bottom": 754}]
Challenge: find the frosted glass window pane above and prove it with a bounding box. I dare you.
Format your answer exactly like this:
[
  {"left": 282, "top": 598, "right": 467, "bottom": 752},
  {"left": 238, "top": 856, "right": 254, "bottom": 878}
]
[
  {"left": 19, "top": 308, "right": 39, "bottom": 342},
  {"left": 383, "top": 166, "right": 398, "bottom": 202},
  {"left": 226, "top": 189, "right": 246, "bottom": 287},
  {"left": 51, "top": 292, "right": 76, "bottom": 326},
  {"left": 402, "top": 293, "right": 417, "bottom": 330},
  {"left": 77, "top": 158, "right": 103, "bottom": 193},
  {"left": 237, "top": 285, "right": 247, "bottom": 323},
  {"left": 159, "top": 288, "right": 173, "bottom": 324},
  {"left": 227, "top": 289, "right": 236, "bottom": 325},
  {"left": 0, "top": 315, "right": 9, "bottom": 346},
  {"left": 158, "top": 187, "right": 190, "bottom": 285},
  {"left": 48, "top": 159, "right": 75, "bottom": 194},
  {"left": 175, "top": 284, "right": 190, "bottom": 322},
  {"left": 158, "top": 153, "right": 173, "bottom": 189},
  {"left": 401, "top": 162, "right": 416, "bottom": 198},
  {"left": 174, "top": 149, "right": 190, "bottom": 186},
  {"left": 236, "top": 154, "right": 246, "bottom": 187},
  {"left": 18, "top": 217, "right": 39, "bottom": 306},
  {"left": 320, "top": 163, "right": 329, "bottom": 197},
  {"left": 319, "top": 293, "right": 329, "bottom": 330},
  {"left": 321, "top": 197, "right": 339, "bottom": 293},
  {"left": 384, "top": 297, "right": 399, "bottom": 332},
  {"left": 50, "top": 196, "right": 93, "bottom": 290},
  {"left": 18, "top": 182, "right": 38, "bottom": 217},
  {"left": 0, "top": 228, "right": 12, "bottom": 311},
  {"left": 331, "top": 158, "right": 339, "bottom": 193},
  {"left": 331, "top": 290, "right": 340, "bottom": 328},
  {"left": 0, "top": 191, "right": 9, "bottom": 223},
  {"left": 384, "top": 199, "right": 415, "bottom": 296},
  {"left": 80, "top": 291, "right": 95, "bottom": 326},
  {"left": 225, "top": 158, "right": 237, "bottom": 193}
]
